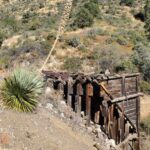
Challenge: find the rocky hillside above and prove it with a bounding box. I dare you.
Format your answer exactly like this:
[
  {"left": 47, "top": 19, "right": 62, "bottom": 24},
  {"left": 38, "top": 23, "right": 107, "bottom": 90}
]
[
  {"left": 0, "top": 0, "right": 147, "bottom": 73},
  {"left": 0, "top": 87, "right": 117, "bottom": 150}
]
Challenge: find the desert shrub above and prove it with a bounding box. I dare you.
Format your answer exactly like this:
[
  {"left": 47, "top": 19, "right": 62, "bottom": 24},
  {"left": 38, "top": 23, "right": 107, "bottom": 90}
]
[
  {"left": 115, "top": 59, "right": 138, "bottom": 73},
  {"left": 120, "top": 0, "right": 135, "bottom": 6},
  {"left": 72, "top": 7, "right": 94, "bottom": 29},
  {"left": 110, "top": 31, "right": 130, "bottom": 45},
  {"left": 66, "top": 37, "right": 80, "bottom": 48},
  {"left": 86, "top": 28, "right": 108, "bottom": 39},
  {"left": 0, "top": 55, "right": 9, "bottom": 69},
  {"left": 40, "top": 41, "right": 52, "bottom": 55},
  {"left": 22, "top": 11, "right": 37, "bottom": 23},
  {"left": 116, "top": 35, "right": 129, "bottom": 46},
  {"left": 132, "top": 43, "right": 150, "bottom": 82},
  {"left": 116, "top": 36, "right": 129, "bottom": 45},
  {"left": 83, "top": 1, "right": 100, "bottom": 17},
  {"left": 141, "top": 61, "right": 150, "bottom": 82},
  {"left": 141, "top": 115, "right": 150, "bottom": 135},
  {"left": 93, "top": 44, "right": 123, "bottom": 73},
  {"left": 77, "top": 44, "right": 87, "bottom": 52},
  {"left": 106, "top": 3, "right": 118, "bottom": 15},
  {"left": 63, "top": 57, "right": 82, "bottom": 72},
  {"left": 46, "top": 32, "right": 56, "bottom": 41},
  {"left": 0, "top": 69, "right": 43, "bottom": 112},
  {"left": 144, "top": 0, "right": 150, "bottom": 39},
  {"left": 127, "top": 30, "right": 145, "bottom": 44},
  {"left": 2, "top": 15, "right": 19, "bottom": 32},
  {"left": 29, "top": 18, "right": 41, "bottom": 30},
  {"left": 140, "top": 80, "right": 150, "bottom": 94}
]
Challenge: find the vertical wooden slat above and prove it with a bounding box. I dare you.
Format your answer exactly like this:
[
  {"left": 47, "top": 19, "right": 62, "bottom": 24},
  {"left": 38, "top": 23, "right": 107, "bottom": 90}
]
[
  {"left": 76, "top": 83, "right": 82, "bottom": 117},
  {"left": 94, "top": 85, "right": 101, "bottom": 124},
  {"left": 136, "top": 76, "right": 140, "bottom": 150},
  {"left": 121, "top": 76, "right": 125, "bottom": 142},
  {"left": 114, "top": 116, "right": 118, "bottom": 144},
  {"left": 67, "top": 77, "right": 73, "bottom": 107},
  {"left": 109, "top": 105, "right": 114, "bottom": 139},
  {"left": 86, "top": 83, "right": 93, "bottom": 126}
]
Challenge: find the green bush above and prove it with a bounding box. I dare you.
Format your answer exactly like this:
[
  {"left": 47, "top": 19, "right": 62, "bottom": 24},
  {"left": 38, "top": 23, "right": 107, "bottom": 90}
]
[
  {"left": 3, "top": 15, "right": 19, "bottom": 32},
  {"left": 63, "top": 57, "right": 82, "bottom": 72},
  {"left": 77, "top": 44, "right": 87, "bottom": 52},
  {"left": 66, "top": 37, "right": 80, "bottom": 48},
  {"left": 116, "top": 36, "right": 129, "bottom": 46},
  {"left": 140, "top": 80, "right": 150, "bottom": 94},
  {"left": 93, "top": 44, "right": 123, "bottom": 73},
  {"left": 115, "top": 59, "right": 138, "bottom": 73},
  {"left": 144, "top": 0, "right": 150, "bottom": 39},
  {"left": 0, "top": 55, "right": 9, "bottom": 69},
  {"left": 22, "top": 11, "right": 37, "bottom": 23},
  {"left": 83, "top": 1, "right": 100, "bottom": 17},
  {"left": 72, "top": 7, "right": 94, "bottom": 28},
  {"left": 131, "top": 43, "right": 150, "bottom": 82},
  {"left": 0, "top": 69, "right": 43, "bottom": 112},
  {"left": 86, "top": 28, "right": 108, "bottom": 39},
  {"left": 29, "top": 18, "right": 41, "bottom": 30}
]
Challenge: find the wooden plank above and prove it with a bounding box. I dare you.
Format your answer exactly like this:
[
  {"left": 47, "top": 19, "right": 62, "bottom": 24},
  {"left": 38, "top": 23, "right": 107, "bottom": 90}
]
[
  {"left": 75, "top": 95, "right": 81, "bottom": 117},
  {"left": 111, "top": 93, "right": 143, "bottom": 103},
  {"left": 86, "top": 83, "right": 92, "bottom": 126},
  {"left": 125, "top": 108, "right": 136, "bottom": 114},
  {"left": 136, "top": 75, "right": 141, "bottom": 150},
  {"left": 109, "top": 105, "right": 114, "bottom": 139},
  {"left": 120, "top": 115, "right": 125, "bottom": 141},
  {"left": 76, "top": 83, "right": 83, "bottom": 95},
  {"left": 67, "top": 77, "right": 74, "bottom": 107}
]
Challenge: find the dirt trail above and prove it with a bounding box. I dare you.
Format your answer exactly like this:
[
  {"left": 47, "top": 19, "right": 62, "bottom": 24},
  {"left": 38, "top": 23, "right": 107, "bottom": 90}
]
[
  {"left": 0, "top": 108, "right": 96, "bottom": 150},
  {"left": 141, "top": 95, "right": 150, "bottom": 119}
]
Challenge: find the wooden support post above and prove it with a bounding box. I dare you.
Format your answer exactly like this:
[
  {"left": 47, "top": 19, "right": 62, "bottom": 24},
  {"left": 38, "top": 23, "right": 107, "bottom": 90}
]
[
  {"left": 121, "top": 76, "right": 125, "bottom": 142},
  {"left": 94, "top": 85, "right": 101, "bottom": 124},
  {"left": 75, "top": 83, "right": 83, "bottom": 117},
  {"left": 67, "top": 77, "right": 73, "bottom": 107},
  {"left": 109, "top": 105, "right": 114, "bottom": 139},
  {"left": 136, "top": 76, "right": 140, "bottom": 150},
  {"left": 75, "top": 95, "right": 81, "bottom": 116},
  {"left": 86, "top": 83, "right": 93, "bottom": 126}
]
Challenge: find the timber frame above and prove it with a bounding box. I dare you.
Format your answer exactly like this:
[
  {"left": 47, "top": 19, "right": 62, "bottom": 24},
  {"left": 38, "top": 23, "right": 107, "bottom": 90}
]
[{"left": 43, "top": 71, "right": 143, "bottom": 150}]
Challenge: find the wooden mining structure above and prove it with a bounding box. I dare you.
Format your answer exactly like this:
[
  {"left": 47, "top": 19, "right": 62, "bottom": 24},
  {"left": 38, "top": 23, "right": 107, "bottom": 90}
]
[{"left": 43, "top": 71, "right": 142, "bottom": 150}]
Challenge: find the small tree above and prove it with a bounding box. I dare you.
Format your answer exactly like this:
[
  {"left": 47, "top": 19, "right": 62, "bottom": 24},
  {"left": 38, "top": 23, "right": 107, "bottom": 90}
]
[
  {"left": 73, "top": 7, "right": 94, "bottom": 28},
  {"left": 83, "top": 1, "right": 100, "bottom": 17},
  {"left": 144, "top": 0, "right": 150, "bottom": 39}
]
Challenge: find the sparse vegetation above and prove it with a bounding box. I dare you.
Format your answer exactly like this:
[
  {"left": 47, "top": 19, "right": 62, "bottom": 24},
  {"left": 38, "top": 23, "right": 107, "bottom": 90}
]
[
  {"left": 72, "top": 7, "right": 94, "bottom": 29},
  {"left": 144, "top": 0, "right": 150, "bottom": 39},
  {"left": 66, "top": 37, "right": 80, "bottom": 48},
  {"left": 120, "top": 0, "right": 135, "bottom": 6},
  {"left": 141, "top": 115, "right": 150, "bottom": 135},
  {"left": 63, "top": 57, "right": 82, "bottom": 72}
]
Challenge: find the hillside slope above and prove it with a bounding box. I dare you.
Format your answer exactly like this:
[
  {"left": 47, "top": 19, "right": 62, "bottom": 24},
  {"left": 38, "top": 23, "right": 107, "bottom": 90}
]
[
  {"left": 0, "top": 107, "right": 96, "bottom": 150},
  {"left": 0, "top": 0, "right": 146, "bottom": 73}
]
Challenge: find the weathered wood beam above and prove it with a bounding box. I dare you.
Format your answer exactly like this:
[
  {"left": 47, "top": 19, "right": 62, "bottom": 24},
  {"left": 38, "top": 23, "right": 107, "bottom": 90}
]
[
  {"left": 86, "top": 83, "right": 93, "bottom": 126},
  {"left": 111, "top": 93, "right": 143, "bottom": 103}
]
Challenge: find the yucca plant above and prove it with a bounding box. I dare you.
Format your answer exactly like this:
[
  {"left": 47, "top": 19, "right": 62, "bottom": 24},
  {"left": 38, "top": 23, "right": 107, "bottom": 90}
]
[{"left": 0, "top": 69, "right": 43, "bottom": 112}]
